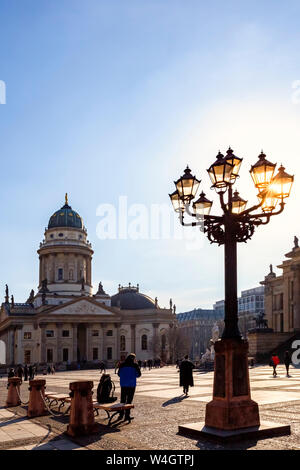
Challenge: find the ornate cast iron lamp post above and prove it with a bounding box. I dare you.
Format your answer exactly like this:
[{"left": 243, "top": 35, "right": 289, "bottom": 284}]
[{"left": 170, "top": 148, "right": 294, "bottom": 439}]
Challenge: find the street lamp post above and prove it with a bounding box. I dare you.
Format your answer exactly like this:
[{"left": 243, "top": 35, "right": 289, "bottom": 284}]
[{"left": 170, "top": 148, "right": 294, "bottom": 439}]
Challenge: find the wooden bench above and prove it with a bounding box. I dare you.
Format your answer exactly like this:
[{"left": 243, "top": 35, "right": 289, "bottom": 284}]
[
  {"left": 44, "top": 393, "right": 71, "bottom": 411},
  {"left": 93, "top": 403, "right": 135, "bottom": 424},
  {"left": 45, "top": 393, "right": 134, "bottom": 424}
]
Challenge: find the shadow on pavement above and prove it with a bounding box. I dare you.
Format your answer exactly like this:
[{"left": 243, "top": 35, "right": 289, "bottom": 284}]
[{"left": 162, "top": 395, "right": 189, "bottom": 407}]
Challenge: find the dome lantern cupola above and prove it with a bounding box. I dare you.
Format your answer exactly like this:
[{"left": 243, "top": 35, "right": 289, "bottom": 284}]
[{"left": 48, "top": 193, "right": 84, "bottom": 230}]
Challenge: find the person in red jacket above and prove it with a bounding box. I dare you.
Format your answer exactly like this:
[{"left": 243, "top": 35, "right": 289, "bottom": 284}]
[{"left": 271, "top": 353, "right": 280, "bottom": 377}]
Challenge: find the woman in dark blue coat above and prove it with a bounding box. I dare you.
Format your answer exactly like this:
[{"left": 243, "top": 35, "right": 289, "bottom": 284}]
[{"left": 118, "top": 353, "right": 141, "bottom": 421}]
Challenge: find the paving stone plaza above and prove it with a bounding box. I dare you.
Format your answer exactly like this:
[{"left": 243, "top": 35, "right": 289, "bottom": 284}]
[{"left": 1, "top": 364, "right": 300, "bottom": 450}]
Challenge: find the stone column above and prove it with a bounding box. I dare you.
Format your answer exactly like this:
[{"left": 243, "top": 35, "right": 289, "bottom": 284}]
[
  {"left": 3, "top": 330, "right": 9, "bottom": 365},
  {"left": 72, "top": 324, "right": 78, "bottom": 363},
  {"left": 264, "top": 285, "right": 274, "bottom": 330},
  {"left": 51, "top": 254, "right": 55, "bottom": 283},
  {"left": 16, "top": 326, "right": 23, "bottom": 364},
  {"left": 100, "top": 323, "right": 105, "bottom": 361},
  {"left": 130, "top": 325, "right": 136, "bottom": 354},
  {"left": 152, "top": 323, "right": 159, "bottom": 358},
  {"left": 86, "top": 325, "right": 90, "bottom": 361},
  {"left": 114, "top": 323, "right": 120, "bottom": 361},
  {"left": 63, "top": 254, "right": 68, "bottom": 282},
  {"left": 56, "top": 323, "right": 62, "bottom": 363},
  {"left": 86, "top": 257, "right": 91, "bottom": 286},
  {"left": 7, "top": 328, "right": 15, "bottom": 366},
  {"left": 39, "top": 256, "right": 42, "bottom": 287},
  {"left": 77, "top": 257, "right": 81, "bottom": 282},
  {"left": 293, "top": 265, "right": 300, "bottom": 331},
  {"left": 39, "top": 324, "right": 47, "bottom": 363}
]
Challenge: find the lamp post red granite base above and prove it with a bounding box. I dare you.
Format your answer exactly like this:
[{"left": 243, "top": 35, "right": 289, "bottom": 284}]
[
  {"left": 178, "top": 339, "right": 290, "bottom": 441},
  {"left": 205, "top": 338, "right": 259, "bottom": 430}
]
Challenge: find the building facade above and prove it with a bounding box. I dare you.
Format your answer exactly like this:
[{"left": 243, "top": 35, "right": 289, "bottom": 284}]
[
  {"left": 213, "top": 286, "right": 264, "bottom": 338},
  {"left": 0, "top": 196, "right": 176, "bottom": 367},
  {"left": 177, "top": 309, "right": 224, "bottom": 360},
  {"left": 262, "top": 239, "right": 300, "bottom": 333},
  {"left": 246, "top": 238, "right": 300, "bottom": 361}
]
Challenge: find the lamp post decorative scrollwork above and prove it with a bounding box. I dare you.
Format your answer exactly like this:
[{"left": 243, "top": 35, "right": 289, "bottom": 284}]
[{"left": 170, "top": 148, "right": 294, "bottom": 437}]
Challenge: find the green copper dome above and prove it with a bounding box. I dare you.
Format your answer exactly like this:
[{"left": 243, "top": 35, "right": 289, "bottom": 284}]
[{"left": 48, "top": 195, "right": 83, "bottom": 230}]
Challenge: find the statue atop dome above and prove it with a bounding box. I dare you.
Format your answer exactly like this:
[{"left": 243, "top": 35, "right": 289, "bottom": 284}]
[{"left": 5, "top": 284, "right": 9, "bottom": 303}]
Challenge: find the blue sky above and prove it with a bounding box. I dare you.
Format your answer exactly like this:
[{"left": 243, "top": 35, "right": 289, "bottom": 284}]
[{"left": 1, "top": 0, "right": 300, "bottom": 311}]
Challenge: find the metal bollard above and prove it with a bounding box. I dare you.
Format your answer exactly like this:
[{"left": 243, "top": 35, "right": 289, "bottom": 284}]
[
  {"left": 6, "top": 377, "right": 22, "bottom": 407},
  {"left": 27, "top": 379, "right": 47, "bottom": 417},
  {"left": 66, "top": 381, "right": 98, "bottom": 437}
]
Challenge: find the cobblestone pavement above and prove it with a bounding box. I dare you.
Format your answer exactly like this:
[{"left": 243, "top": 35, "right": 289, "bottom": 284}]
[{"left": 1, "top": 365, "right": 300, "bottom": 450}]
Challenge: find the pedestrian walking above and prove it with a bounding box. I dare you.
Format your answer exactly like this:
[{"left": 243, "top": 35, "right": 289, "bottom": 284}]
[
  {"left": 270, "top": 353, "right": 280, "bottom": 377},
  {"left": 114, "top": 360, "right": 120, "bottom": 374},
  {"left": 17, "top": 365, "right": 23, "bottom": 383},
  {"left": 117, "top": 353, "right": 141, "bottom": 422},
  {"left": 99, "top": 361, "right": 106, "bottom": 374},
  {"left": 179, "top": 355, "right": 195, "bottom": 396},
  {"left": 8, "top": 368, "right": 15, "bottom": 378},
  {"left": 28, "top": 365, "right": 33, "bottom": 380},
  {"left": 284, "top": 350, "right": 292, "bottom": 377},
  {"left": 24, "top": 364, "right": 28, "bottom": 381}
]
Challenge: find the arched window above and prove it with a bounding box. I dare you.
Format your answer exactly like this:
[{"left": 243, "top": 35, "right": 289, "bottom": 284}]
[
  {"left": 58, "top": 268, "right": 63, "bottom": 281},
  {"left": 69, "top": 270, "right": 74, "bottom": 280},
  {"left": 120, "top": 335, "right": 126, "bottom": 351},
  {"left": 141, "top": 334, "right": 147, "bottom": 351}
]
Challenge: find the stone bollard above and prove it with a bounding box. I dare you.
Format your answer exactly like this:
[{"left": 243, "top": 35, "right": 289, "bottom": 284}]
[
  {"left": 28, "top": 379, "right": 47, "bottom": 418},
  {"left": 67, "top": 381, "right": 98, "bottom": 437},
  {"left": 6, "top": 377, "right": 22, "bottom": 407}
]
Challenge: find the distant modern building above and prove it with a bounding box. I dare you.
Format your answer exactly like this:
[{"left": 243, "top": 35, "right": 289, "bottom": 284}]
[
  {"left": 213, "top": 286, "right": 264, "bottom": 338},
  {"left": 177, "top": 309, "right": 224, "bottom": 360},
  {"left": 213, "top": 300, "right": 225, "bottom": 316}
]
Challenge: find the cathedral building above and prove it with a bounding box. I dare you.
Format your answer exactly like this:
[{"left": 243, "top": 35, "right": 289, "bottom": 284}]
[
  {"left": 0, "top": 196, "right": 176, "bottom": 367},
  {"left": 248, "top": 237, "right": 300, "bottom": 361}
]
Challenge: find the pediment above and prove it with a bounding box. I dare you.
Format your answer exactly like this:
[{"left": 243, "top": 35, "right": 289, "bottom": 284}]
[{"left": 51, "top": 299, "right": 115, "bottom": 316}]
